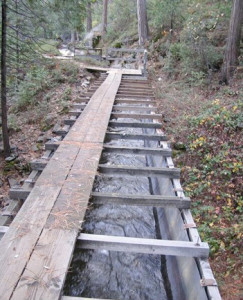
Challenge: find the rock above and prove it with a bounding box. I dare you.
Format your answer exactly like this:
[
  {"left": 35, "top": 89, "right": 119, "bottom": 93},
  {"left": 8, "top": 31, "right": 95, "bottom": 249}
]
[
  {"left": 44, "top": 114, "right": 55, "bottom": 127},
  {"left": 173, "top": 142, "right": 186, "bottom": 151},
  {"left": 158, "top": 77, "right": 162, "bottom": 81},
  {"left": 236, "top": 122, "right": 243, "bottom": 130},
  {"left": 5, "top": 155, "right": 17, "bottom": 162},
  {"left": 0, "top": 179, "right": 3, "bottom": 187},
  {"left": 163, "top": 117, "right": 170, "bottom": 123},
  {"left": 86, "top": 76, "right": 92, "bottom": 81},
  {"left": 32, "top": 145, "right": 39, "bottom": 152},
  {"left": 37, "top": 136, "right": 45, "bottom": 143}
]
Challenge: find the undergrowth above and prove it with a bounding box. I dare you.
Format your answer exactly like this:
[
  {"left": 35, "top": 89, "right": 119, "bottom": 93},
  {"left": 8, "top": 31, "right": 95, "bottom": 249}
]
[
  {"left": 153, "top": 70, "right": 243, "bottom": 299},
  {"left": 11, "top": 60, "right": 80, "bottom": 112}
]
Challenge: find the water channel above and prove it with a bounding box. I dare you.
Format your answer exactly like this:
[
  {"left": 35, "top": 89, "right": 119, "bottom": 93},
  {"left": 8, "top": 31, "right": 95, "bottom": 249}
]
[{"left": 64, "top": 114, "right": 172, "bottom": 300}]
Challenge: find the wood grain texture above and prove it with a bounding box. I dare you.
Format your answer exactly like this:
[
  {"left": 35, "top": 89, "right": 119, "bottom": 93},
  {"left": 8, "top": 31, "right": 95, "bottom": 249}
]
[
  {"left": 78, "top": 233, "right": 209, "bottom": 258},
  {"left": 8, "top": 72, "right": 122, "bottom": 300}
]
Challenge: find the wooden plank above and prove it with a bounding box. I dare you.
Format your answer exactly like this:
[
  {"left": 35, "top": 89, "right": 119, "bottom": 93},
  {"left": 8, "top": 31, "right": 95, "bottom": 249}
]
[
  {"left": 103, "top": 145, "right": 171, "bottom": 156},
  {"left": 116, "top": 95, "right": 155, "bottom": 100},
  {"left": 0, "top": 141, "right": 81, "bottom": 300},
  {"left": 0, "top": 226, "right": 9, "bottom": 240},
  {"left": 106, "top": 132, "right": 167, "bottom": 141},
  {"left": 72, "top": 103, "right": 87, "bottom": 110},
  {"left": 107, "top": 58, "right": 138, "bottom": 62},
  {"left": 9, "top": 184, "right": 32, "bottom": 200},
  {"left": 109, "top": 120, "right": 162, "bottom": 128},
  {"left": 112, "top": 105, "right": 156, "bottom": 112},
  {"left": 116, "top": 94, "right": 154, "bottom": 99},
  {"left": 0, "top": 200, "right": 21, "bottom": 226},
  {"left": 107, "top": 47, "right": 145, "bottom": 53},
  {"left": 90, "top": 192, "right": 191, "bottom": 208},
  {"left": 64, "top": 116, "right": 77, "bottom": 126},
  {"left": 77, "top": 234, "right": 209, "bottom": 258},
  {"left": 111, "top": 112, "right": 161, "bottom": 120},
  {"left": 69, "top": 110, "right": 82, "bottom": 116},
  {"left": 118, "top": 86, "right": 151, "bottom": 91},
  {"left": 117, "top": 90, "right": 154, "bottom": 96},
  {"left": 115, "top": 99, "right": 156, "bottom": 105},
  {"left": 98, "top": 164, "right": 180, "bottom": 178},
  {"left": 30, "top": 159, "right": 48, "bottom": 171},
  {"left": 9, "top": 72, "right": 122, "bottom": 300}
]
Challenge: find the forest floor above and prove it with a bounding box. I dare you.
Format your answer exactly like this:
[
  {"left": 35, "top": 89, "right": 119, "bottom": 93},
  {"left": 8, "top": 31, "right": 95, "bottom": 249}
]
[
  {"left": 0, "top": 58, "right": 242, "bottom": 299},
  {"left": 150, "top": 65, "right": 243, "bottom": 300},
  {"left": 0, "top": 60, "right": 97, "bottom": 208}
]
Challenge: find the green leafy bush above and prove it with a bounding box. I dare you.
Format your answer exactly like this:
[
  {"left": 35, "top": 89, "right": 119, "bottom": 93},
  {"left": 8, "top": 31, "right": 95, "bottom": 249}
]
[{"left": 14, "top": 66, "right": 50, "bottom": 111}]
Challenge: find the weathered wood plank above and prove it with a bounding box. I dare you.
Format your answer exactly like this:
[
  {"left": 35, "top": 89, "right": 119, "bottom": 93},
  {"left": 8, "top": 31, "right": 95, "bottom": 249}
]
[
  {"left": 106, "top": 132, "right": 167, "bottom": 141},
  {"left": 116, "top": 94, "right": 155, "bottom": 100},
  {"left": 0, "top": 200, "right": 21, "bottom": 226},
  {"left": 77, "top": 234, "right": 209, "bottom": 258},
  {"left": 98, "top": 164, "right": 180, "bottom": 178},
  {"left": 109, "top": 120, "right": 162, "bottom": 128},
  {"left": 111, "top": 112, "right": 161, "bottom": 120},
  {"left": 9, "top": 72, "right": 122, "bottom": 300},
  {"left": 117, "top": 90, "right": 154, "bottom": 96},
  {"left": 103, "top": 145, "right": 171, "bottom": 156},
  {"left": 72, "top": 103, "right": 87, "bottom": 110},
  {"left": 0, "top": 226, "right": 9, "bottom": 240},
  {"left": 107, "top": 47, "right": 145, "bottom": 53},
  {"left": 30, "top": 159, "right": 48, "bottom": 171},
  {"left": 112, "top": 105, "right": 157, "bottom": 112},
  {"left": 115, "top": 99, "right": 156, "bottom": 105},
  {"left": 90, "top": 192, "right": 190, "bottom": 208}
]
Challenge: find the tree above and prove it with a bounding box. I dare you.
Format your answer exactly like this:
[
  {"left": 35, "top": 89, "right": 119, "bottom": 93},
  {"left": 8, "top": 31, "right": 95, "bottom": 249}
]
[
  {"left": 1, "top": 0, "right": 11, "bottom": 157},
  {"left": 221, "top": 0, "right": 243, "bottom": 85},
  {"left": 86, "top": 1, "right": 92, "bottom": 32},
  {"left": 137, "top": 0, "right": 149, "bottom": 46},
  {"left": 102, "top": 0, "right": 108, "bottom": 35}
]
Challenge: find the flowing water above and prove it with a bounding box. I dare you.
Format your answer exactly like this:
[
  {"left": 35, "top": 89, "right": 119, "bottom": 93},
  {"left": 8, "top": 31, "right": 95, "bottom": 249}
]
[{"left": 64, "top": 111, "right": 171, "bottom": 299}]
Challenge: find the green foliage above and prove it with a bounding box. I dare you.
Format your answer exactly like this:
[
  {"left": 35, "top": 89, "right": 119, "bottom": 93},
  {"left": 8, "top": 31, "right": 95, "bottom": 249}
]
[
  {"left": 14, "top": 66, "right": 50, "bottom": 111},
  {"left": 180, "top": 98, "right": 243, "bottom": 258},
  {"left": 37, "top": 39, "right": 60, "bottom": 55},
  {"left": 103, "top": 0, "right": 138, "bottom": 45},
  {"left": 148, "top": 0, "right": 186, "bottom": 31},
  {"left": 151, "top": 0, "right": 231, "bottom": 84},
  {"left": 8, "top": 114, "right": 21, "bottom": 133}
]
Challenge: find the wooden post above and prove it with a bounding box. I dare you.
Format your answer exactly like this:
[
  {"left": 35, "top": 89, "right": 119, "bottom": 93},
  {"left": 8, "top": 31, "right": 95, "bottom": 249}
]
[{"left": 143, "top": 49, "right": 148, "bottom": 77}]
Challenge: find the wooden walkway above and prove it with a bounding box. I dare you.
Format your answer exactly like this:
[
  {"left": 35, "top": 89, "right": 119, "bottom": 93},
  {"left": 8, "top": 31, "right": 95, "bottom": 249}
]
[
  {"left": 0, "top": 68, "right": 221, "bottom": 300},
  {"left": 0, "top": 71, "right": 122, "bottom": 300}
]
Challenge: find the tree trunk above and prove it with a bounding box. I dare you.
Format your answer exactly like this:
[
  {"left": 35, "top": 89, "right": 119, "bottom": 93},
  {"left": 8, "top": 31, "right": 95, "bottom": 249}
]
[
  {"left": 87, "top": 2, "right": 92, "bottom": 32},
  {"left": 16, "top": 0, "right": 20, "bottom": 90},
  {"left": 221, "top": 0, "right": 243, "bottom": 85},
  {"left": 1, "top": 0, "right": 11, "bottom": 157},
  {"left": 102, "top": 0, "right": 108, "bottom": 35},
  {"left": 137, "top": 0, "right": 149, "bottom": 46},
  {"left": 75, "top": 31, "right": 79, "bottom": 42},
  {"left": 70, "top": 30, "right": 75, "bottom": 43}
]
